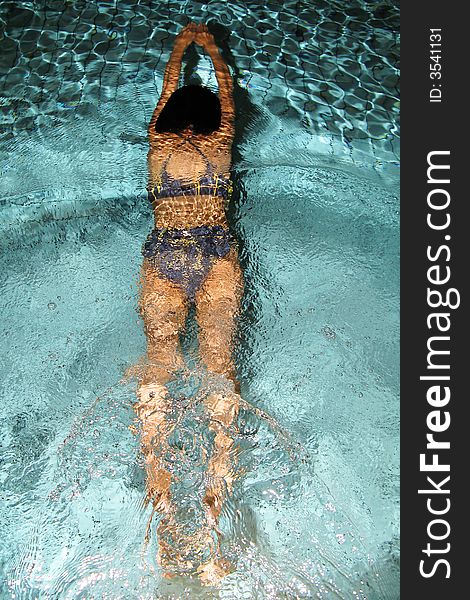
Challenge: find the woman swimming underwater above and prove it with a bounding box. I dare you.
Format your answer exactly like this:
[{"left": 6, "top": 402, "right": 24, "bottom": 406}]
[{"left": 133, "top": 23, "right": 243, "bottom": 584}]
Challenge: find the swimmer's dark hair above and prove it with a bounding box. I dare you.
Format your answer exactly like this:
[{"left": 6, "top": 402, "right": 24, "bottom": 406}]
[{"left": 155, "top": 85, "right": 221, "bottom": 134}]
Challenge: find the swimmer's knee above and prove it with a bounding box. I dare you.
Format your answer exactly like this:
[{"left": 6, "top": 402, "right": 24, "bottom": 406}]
[{"left": 140, "top": 290, "right": 186, "bottom": 340}]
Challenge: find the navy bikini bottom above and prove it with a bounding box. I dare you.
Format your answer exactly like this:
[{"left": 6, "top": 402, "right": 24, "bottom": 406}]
[{"left": 142, "top": 225, "right": 233, "bottom": 300}]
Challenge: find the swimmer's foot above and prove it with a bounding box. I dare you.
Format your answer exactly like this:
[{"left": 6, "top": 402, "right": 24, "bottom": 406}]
[
  {"left": 156, "top": 518, "right": 216, "bottom": 578},
  {"left": 197, "top": 556, "right": 234, "bottom": 586},
  {"left": 159, "top": 526, "right": 233, "bottom": 586}
]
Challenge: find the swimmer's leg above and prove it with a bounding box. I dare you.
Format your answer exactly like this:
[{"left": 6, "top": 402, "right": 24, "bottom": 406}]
[
  {"left": 195, "top": 249, "right": 243, "bottom": 523},
  {"left": 135, "top": 262, "right": 188, "bottom": 564},
  {"left": 195, "top": 250, "right": 243, "bottom": 582}
]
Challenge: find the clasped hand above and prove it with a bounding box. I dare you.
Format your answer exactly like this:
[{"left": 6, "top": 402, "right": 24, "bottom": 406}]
[{"left": 174, "top": 22, "right": 217, "bottom": 50}]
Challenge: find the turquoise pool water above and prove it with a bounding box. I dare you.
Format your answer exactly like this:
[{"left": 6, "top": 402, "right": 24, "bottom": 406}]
[{"left": 0, "top": 1, "right": 399, "bottom": 598}]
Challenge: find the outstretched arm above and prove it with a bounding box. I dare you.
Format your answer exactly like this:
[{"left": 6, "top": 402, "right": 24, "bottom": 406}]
[
  {"left": 194, "top": 27, "right": 235, "bottom": 140},
  {"left": 148, "top": 24, "right": 197, "bottom": 139}
]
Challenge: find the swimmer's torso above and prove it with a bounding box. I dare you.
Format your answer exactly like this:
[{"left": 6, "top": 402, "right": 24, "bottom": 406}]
[{"left": 148, "top": 129, "right": 233, "bottom": 229}]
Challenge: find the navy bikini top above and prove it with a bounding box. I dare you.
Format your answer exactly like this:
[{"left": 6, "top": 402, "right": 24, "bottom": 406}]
[{"left": 148, "top": 136, "right": 232, "bottom": 203}]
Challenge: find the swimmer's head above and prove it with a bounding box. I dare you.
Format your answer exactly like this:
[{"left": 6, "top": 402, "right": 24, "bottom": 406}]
[{"left": 155, "top": 84, "right": 221, "bottom": 135}]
